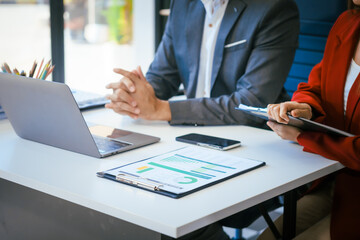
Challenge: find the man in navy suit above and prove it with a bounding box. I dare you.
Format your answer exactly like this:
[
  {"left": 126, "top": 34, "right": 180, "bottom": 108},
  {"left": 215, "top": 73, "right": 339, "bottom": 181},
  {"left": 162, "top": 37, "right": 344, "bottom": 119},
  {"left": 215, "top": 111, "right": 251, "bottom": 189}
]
[
  {"left": 106, "top": 0, "right": 299, "bottom": 239},
  {"left": 106, "top": 0, "right": 299, "bottom": 128}
]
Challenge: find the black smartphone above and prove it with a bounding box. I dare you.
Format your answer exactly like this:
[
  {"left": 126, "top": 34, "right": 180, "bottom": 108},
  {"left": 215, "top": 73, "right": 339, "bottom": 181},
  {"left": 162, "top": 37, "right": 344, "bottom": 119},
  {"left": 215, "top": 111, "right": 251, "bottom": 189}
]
[{"left": 175, "top": 133, "right": 241, "bottom": 151}]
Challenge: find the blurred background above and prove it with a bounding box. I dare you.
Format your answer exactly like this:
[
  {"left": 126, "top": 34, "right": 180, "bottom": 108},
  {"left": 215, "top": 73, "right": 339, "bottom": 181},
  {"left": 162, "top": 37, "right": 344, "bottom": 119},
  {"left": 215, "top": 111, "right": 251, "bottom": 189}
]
[{"left": 0, "top": 0, "right": 168, "bottom": 94}]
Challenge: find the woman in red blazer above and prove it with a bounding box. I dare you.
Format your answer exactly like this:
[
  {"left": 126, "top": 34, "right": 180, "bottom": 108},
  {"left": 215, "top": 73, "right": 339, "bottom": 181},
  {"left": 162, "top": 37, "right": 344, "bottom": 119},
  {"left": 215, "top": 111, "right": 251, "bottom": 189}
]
[{"left": 261, "top": 1, "right": 360, "bottom": 239}]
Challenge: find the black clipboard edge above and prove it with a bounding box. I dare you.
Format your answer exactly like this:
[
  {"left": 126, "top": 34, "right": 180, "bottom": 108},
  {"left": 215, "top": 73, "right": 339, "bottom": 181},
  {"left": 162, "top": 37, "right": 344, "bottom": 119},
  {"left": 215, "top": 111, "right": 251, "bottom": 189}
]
[
  {"left": 288, "top": 116, "right": 354, "bottom": 137},
  {"left": 235, "top": 107, "right": 354, "bottom": 137}
]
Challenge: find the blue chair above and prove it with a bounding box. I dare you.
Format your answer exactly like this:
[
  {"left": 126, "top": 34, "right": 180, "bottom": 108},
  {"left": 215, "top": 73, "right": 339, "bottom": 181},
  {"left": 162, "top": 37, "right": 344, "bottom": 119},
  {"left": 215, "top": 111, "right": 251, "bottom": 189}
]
[{"left": 285, "top": 0, "right": 347, "bottom": 97}]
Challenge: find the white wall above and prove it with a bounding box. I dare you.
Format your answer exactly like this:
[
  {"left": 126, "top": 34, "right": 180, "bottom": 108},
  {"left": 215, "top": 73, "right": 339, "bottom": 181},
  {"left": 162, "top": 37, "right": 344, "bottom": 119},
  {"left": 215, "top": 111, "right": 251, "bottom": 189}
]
[{"left": 133, "top": 0, "right": 155, "bottom": 73}]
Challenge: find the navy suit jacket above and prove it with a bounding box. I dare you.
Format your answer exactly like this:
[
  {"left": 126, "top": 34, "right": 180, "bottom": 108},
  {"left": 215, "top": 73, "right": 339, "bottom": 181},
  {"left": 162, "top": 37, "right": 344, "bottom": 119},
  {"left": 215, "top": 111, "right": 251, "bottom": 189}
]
[{"left": 146, "top": 0, "right": 299, "bottom": 126}]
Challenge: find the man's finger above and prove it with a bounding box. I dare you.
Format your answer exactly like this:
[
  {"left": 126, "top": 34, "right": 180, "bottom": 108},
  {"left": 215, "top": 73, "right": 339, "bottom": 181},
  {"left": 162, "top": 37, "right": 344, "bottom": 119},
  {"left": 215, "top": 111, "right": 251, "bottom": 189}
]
[
  {"left": 136, "top": 66, "right": 146, "bottom": 81},
  {"left": 132, "top": 69, "right": 140, "bottom": 78},
  {"left": 106, "top": 81, "right": 121, "bottom": 89},
  {"left": 121, "top": 77, "right": 136, "bottom": 92},
  {"left": 106, "top": 90, "right": 136, "bottom": 106},
  {"left": 114, "top": 88, "right": 137, "bottom": 106},
  {"left": 113, "top": 68, "right": 140, "bottom": 82},
  {"left": 105, "top": 103, "right": 139, "bottom": 119},
  {"left": 105, "top": 101, "right": 140, "bottom": 115},
  {"left": 106, "top": 78, "right": 135, "bottom": 93}
]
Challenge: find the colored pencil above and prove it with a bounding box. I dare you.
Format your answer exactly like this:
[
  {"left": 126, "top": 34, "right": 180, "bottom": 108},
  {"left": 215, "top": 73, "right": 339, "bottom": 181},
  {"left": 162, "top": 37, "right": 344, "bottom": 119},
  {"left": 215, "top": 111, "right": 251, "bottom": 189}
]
[
  {"left": 45, "top": 65, "right": 55, "bottom": 79},
  {"left": 3, "top": 62, "right": 12, "bottom": 74},
  {"left": 36, "top": 58, "right": 44, "bottom": 79},
  {"left": 13, "top": 68, "right": 20, "bottom": 75},
  {"left": 29, "top": 60, "right": 37, "bottom": 78}
]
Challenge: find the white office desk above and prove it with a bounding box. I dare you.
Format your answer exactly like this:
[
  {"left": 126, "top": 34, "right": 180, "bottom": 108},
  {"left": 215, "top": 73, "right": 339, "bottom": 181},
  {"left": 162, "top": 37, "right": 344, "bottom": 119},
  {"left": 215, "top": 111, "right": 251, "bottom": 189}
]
[{"left": 0, "top": 109, "right": 343, "bottom": 239}]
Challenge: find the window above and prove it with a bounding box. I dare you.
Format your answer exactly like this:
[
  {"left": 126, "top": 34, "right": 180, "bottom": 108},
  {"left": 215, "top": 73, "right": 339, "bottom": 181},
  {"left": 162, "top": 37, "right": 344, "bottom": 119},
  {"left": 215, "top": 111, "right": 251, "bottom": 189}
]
[
  {"left": 0, "top": 0, "right": 51, "bottom": 78},
  {"left": 64, "top": 0, "right": 155, "bottom": 94}
]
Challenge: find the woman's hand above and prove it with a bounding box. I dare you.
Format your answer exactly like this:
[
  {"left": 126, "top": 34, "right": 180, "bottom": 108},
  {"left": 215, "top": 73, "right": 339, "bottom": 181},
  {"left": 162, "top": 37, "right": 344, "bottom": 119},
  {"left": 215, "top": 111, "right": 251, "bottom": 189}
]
[
  {"left": 267, "top": 121, "right": 301, "bottom": 143},
  {"left": 267, "top": 101, "right": 312, "bottom": 124},
  {"left": 266, "top": 101, "right": 312, "bottom": 143}
]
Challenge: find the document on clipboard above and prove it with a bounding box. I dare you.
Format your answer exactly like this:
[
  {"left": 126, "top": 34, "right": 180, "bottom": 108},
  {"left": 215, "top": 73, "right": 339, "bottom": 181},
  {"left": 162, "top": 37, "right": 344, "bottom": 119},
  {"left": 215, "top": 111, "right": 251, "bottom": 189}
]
[
  {"left": 97, "top": 146, "right": 265, "bottom": 198},
  {"left": 236, "top": 104, "right": 354, "bottom": 137}
]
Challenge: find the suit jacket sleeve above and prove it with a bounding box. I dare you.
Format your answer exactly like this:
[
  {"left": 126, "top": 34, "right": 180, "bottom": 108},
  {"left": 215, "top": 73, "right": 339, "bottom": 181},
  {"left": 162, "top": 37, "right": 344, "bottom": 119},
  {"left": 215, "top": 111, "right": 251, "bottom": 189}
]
[{"left": 148, "top": 0, "right": 299, "bottom": 126}]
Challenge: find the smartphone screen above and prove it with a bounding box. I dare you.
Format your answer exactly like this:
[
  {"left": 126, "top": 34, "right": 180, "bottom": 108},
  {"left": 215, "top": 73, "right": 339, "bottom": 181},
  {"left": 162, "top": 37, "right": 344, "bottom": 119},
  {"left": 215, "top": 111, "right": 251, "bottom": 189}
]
[{"left": 175, "top": 133, "right": 241, "bottom": 150}]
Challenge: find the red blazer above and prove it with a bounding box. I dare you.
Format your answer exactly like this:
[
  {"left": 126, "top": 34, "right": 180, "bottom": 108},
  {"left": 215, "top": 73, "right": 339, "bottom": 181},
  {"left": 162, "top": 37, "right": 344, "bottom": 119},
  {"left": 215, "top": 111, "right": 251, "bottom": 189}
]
[{"left": 292, "top": 10, "right": 360, "bottom": 240}]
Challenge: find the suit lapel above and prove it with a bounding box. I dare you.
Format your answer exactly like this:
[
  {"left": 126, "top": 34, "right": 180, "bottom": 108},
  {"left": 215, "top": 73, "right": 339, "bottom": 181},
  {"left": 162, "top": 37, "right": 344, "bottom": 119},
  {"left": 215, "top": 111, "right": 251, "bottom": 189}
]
[
  {"left": 210, "top": 0, "right": 246, "bottom": 91},
  {"left": 185, "top": 0, "right": 205, "bottom": 97}
]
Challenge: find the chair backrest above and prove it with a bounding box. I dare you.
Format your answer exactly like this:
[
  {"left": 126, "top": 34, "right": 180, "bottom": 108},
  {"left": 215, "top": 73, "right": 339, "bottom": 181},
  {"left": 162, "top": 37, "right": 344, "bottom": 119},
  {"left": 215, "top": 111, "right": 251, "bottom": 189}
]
[{"left": 285, "top": 0, "right": 347, "bottom": 97}]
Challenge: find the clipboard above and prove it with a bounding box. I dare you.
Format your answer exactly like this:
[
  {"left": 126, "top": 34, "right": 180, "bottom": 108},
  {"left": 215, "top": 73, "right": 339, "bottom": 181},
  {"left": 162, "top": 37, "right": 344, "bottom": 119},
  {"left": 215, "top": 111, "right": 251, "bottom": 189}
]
[
  {"left": 97, "top": 146, "right": 265, "bottom": 198},
  {"left": 236, "top": 104, "right": 354, "bottom": 137}
]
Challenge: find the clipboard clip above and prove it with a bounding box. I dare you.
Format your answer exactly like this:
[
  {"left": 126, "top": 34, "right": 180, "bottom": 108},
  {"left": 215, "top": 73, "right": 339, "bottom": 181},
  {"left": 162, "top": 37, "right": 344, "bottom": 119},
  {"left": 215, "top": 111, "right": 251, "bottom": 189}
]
[{"left": 115, "top": 173, "right": 163, "bottom": 191}]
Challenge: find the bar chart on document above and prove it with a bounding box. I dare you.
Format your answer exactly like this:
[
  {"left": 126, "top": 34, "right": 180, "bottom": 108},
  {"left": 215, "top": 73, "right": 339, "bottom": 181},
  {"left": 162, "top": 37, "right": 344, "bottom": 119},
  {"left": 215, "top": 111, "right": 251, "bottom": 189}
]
[{"left": 107, "top": 147, "right": 264, "bottom": 195}]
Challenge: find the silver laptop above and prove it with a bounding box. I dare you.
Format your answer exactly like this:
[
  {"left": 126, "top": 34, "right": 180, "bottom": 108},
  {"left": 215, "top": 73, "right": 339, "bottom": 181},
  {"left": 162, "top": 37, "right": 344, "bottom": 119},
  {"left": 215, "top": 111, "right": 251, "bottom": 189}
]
[{"left": 0, "top": 73, "right": 160, "bottom": 158}]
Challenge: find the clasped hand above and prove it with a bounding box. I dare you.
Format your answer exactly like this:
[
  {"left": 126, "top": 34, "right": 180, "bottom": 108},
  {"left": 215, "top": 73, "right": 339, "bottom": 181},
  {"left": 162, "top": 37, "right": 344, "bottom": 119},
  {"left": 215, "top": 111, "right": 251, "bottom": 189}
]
[
  {"left": 105, "top": 66, "right": 171, "bottom": 121},
  {"left": 266, "top": 101, "right": 312, "bottom": 143}
]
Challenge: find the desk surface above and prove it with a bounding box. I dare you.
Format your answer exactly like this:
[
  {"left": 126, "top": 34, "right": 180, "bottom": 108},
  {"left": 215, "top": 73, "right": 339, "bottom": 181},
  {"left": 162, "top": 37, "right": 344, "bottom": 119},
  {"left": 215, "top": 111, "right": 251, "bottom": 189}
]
[{"left": 0, "top": 109, "right": 343, "bottom": 238}]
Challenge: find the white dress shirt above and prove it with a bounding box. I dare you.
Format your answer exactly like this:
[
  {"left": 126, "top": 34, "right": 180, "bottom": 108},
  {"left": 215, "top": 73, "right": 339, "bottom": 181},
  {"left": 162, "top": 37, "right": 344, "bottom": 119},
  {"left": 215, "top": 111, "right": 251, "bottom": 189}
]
[
  {"left": 195, "top": 0, "right": 228, "bottom": 98},
  {"left": 344, "top": 59, "right": 360, "bottom": 114}
]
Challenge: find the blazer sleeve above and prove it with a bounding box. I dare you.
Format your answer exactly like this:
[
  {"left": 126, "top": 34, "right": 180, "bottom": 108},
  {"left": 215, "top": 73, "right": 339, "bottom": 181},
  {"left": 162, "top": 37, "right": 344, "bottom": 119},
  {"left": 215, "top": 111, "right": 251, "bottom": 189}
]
[
  {"left": 291, "top": 55, "right": 360, "bottom": 169},
  {"left": 169, "top": 0, "right": 299, "bottom": 125},
  {"left": 298, "top": 132, "right": 360, "bottom": 171},
  {"left": 292, "top": 61, "right": 327, "bottom": 122}
]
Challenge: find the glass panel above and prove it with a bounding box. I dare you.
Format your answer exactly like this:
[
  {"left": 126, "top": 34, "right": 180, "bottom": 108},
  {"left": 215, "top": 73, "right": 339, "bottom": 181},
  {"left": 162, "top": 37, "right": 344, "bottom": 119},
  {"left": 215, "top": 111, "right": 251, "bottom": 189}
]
[
  {"left": 0, "top": 0, "right": 51, "bottom": 78},
  {"left": 64, "top": 0, "right": 154, "bottom": 94}
]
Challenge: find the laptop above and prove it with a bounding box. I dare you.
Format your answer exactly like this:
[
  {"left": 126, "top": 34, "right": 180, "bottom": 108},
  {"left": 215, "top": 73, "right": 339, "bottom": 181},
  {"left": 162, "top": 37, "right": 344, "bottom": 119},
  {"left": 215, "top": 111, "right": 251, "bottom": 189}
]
[{"left": 0, "top": 73, "right": 160, "bottom": 158}]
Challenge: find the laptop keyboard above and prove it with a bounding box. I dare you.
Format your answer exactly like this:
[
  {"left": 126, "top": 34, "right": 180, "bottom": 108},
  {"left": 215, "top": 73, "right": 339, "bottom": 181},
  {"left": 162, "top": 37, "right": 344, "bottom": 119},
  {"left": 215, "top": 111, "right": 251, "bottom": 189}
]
[
  {"left": 93, "top": 136, "right": 131, "bottom": 154},
  {"left": 71, "top": 89, "right": 110, "bottom": 110}
]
